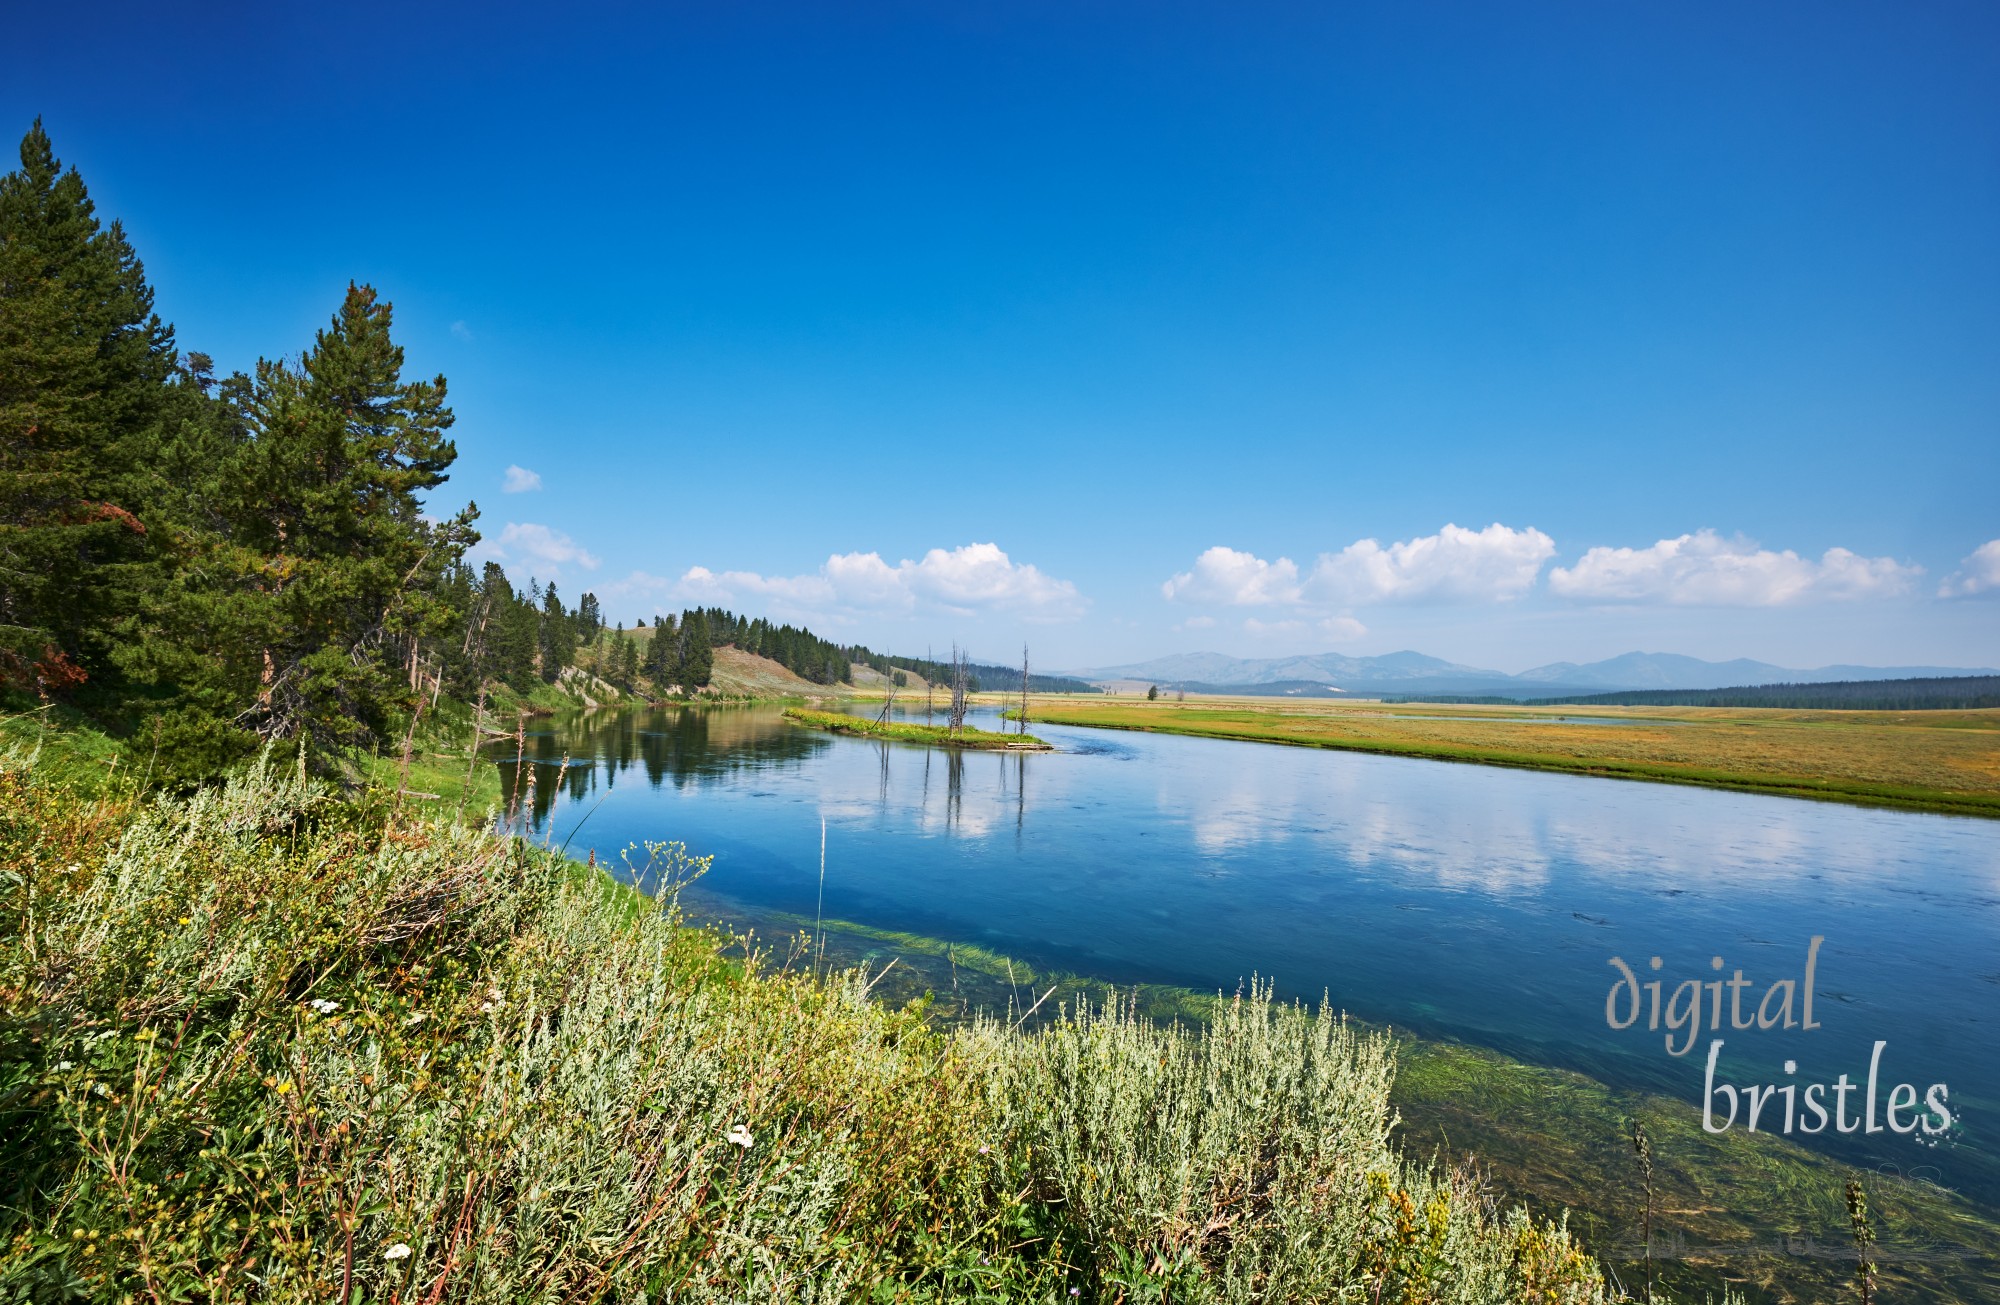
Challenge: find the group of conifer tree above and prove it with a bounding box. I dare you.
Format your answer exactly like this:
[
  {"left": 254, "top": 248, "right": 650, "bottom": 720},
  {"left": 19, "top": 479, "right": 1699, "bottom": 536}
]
[{"left": 0, "top": 121, "right": 647, "bottom": 782}]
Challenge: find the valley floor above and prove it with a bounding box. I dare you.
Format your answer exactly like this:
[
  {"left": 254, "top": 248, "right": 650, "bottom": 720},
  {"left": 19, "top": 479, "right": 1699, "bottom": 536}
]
[{"left": 1015, "top": 698, "right": 2000, "bottom": 817}]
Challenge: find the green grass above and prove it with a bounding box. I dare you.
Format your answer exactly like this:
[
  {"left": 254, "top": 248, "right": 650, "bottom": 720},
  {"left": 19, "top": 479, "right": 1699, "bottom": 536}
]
[
  {"left": 1016, "top": 702, "right": 2000, "bottom": 818},
  {"left": 784, "top": 707, "right": 1052, "bottom": 751},
  {"left": 0, "top": 741, "right": 1692, "bottom": 1303}
]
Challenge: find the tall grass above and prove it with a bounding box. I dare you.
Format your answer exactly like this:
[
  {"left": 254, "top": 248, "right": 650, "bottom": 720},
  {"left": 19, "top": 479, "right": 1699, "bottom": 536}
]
[{"left": 0, "top": 750, "right": 1730, "bottom": 1303}]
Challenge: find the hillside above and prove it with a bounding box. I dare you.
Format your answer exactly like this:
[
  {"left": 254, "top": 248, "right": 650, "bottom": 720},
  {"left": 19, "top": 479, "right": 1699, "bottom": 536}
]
[{"left": 710, "top": 645, "right": 841, "bottom": 697}]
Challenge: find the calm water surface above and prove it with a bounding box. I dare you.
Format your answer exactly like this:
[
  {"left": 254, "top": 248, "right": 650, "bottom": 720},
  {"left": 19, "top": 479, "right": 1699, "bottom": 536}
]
[{"left": 495, "top": 702, "right": 2000, "bottom": 1208}]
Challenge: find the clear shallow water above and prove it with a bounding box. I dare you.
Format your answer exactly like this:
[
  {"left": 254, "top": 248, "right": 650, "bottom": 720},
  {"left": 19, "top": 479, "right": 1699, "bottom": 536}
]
[{"left": 496, "top": 703, "right": 2000, "bottom": 1208}]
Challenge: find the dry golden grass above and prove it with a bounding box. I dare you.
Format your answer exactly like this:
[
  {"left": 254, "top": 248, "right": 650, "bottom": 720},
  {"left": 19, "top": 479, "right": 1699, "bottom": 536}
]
[{"left": 1019, "top": 697, "right": 2000, "bottom": 816}]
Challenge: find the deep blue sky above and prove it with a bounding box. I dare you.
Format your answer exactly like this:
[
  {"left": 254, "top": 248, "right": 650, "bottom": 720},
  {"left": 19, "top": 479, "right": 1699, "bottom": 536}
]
[{"left": 12, "top": 1, "right": 1998, "bottom": 670}]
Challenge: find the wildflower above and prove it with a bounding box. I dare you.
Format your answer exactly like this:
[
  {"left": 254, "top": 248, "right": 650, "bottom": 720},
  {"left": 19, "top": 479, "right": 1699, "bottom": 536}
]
[
  {"left": 384, "top": 1242, "right": 412, "bottom": 1261},
  {"left": 403, "top": 1012, "right": 427, "bottom": 1027},
  {"left": 55, "top": 1061, "right": 73, "bottom": 1072},
  {"left": 726, "top": 1123, "right": 755, "bottom": 1149},
  {"left": 307, "top": 998, "right": 339, "bottom": 1015},
  {"left": 978, "top": 1144, "right": 990, "bottom": 1155}
]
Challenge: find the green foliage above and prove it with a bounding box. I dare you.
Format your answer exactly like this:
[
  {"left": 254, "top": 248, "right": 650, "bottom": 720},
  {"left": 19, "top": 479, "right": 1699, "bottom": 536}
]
[
  {"left": 0, "top": 119, "right": 174, "bottom": 694},
  {"left": 0, "top": 753, "right": 1736, "bottom": 1303},
  {"left": 0, "top": 120, "right": 625, "bottom": 784}
]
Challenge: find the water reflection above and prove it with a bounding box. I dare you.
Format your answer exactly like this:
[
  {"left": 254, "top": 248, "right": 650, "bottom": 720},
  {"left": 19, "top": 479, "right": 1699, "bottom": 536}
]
[{"left": 493, "top": 705, "right": 826, "bottom": 826}]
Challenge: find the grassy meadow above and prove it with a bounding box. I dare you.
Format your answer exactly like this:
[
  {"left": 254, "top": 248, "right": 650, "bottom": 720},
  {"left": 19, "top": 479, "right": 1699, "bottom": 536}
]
[{"left": 1011, "top": 698, "right": 2000, "bottom": 817}]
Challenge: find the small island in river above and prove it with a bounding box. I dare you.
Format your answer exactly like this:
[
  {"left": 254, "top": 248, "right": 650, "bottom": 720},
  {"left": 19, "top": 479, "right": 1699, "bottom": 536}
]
[{"left": 783, "top": 707, "right": 1054, "bottom": 750}]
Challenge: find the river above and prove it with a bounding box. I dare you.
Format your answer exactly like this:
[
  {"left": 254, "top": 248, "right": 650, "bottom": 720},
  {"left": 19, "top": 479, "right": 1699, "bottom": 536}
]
[{"left": 492, "top": 700, "right": 2000, "bottom": 1278}]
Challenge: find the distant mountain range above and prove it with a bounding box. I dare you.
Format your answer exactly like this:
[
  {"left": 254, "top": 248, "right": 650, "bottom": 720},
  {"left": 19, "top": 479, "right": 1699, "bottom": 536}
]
[{"left": 1074, "top": 650, "right": 2000, "bottom": 698}]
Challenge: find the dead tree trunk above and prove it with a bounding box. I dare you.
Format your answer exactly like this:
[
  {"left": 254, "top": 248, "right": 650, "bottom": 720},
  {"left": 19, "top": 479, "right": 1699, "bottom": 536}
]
[
  {"left": 947, "top": 644, "right": 971, "bottom": 736},
  {"left": 1018, "top": 643, "right": 1030, "bottom": 734}
]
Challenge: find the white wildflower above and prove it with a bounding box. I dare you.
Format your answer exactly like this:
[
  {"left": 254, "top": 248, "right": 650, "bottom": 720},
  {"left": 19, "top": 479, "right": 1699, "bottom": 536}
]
[
  {"left": 307, "top": 998, "right": 339, "bottom": 1015},
  {"left": 384, "top": 1242, "right": 412, "bottom": 1261},
  {"left": 403, "top": 1012, "right": 427, "bottom": 1027},
  {"left": 55, "top": 1061, "right": 73, "bottom": 1072},
  {"left": 726, "top": 1123, "right": 755, "bottom": 1150}
]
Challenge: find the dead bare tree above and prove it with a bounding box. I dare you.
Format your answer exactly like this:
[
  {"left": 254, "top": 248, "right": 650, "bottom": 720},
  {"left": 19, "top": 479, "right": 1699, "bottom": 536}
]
[
  {"left": 876, "top": 664, "right": 899, "bottom": 723},
  {"left": 925, "top": 644, "right": 935, "bottom": 724},
  {"left": 1018, "top": 643, "right": 1030, "bottom": 734},
  {"left": 947, "top": 643, "right": 971, "bottom": 736}
]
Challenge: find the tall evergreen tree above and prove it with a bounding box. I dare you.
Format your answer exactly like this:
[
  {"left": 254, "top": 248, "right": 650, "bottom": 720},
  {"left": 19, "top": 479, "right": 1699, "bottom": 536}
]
[
  {"left": 228, "top": 284, "right": 476, "bottom": 750},
  {"left": 679, "top": 610, "right": 713, "bottom": 690},
  {"left": 538, "top": 581, "right": 575, "bottom": 683},
  {"left": 643, "top": 614, "right": 678, "bottom": 688},
  {"left": 0, "top": 120, "right": 176, "bottom": 691}
]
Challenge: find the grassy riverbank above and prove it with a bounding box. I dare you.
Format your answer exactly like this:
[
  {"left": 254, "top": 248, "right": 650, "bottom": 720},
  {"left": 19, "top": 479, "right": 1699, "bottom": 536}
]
[
  {"left": 1014, "top": 699, "right": 2000, "bottom": 817},
  {"left": 785, "top": 707, "right": 1053, "bottom": 751},
  {"left": 0, "top": 742, "right": 1689, "bottom": 1304},
  {"left": 672, "top": 893, "right": 2000, "bottom": 1305}
]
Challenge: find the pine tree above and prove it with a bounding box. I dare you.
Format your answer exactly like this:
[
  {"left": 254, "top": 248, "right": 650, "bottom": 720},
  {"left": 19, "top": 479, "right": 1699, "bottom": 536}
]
[
  {"left": 643, "top": 614, "right": 678, "bottom": 688},
  {"left": 228, "top": 284, "right": 476, "bottom": 750},
  {"left": 538, "top": 581, "right": 575, "bottom": 683},
  {"left": 680, "top": 611, "right": 713, "bottom": 690},
  {"left": 614, "top": 632, "right": 638, "bottom": 688},
  {"left": 0, "top": 120, "right": 176, "bottom": 691}
]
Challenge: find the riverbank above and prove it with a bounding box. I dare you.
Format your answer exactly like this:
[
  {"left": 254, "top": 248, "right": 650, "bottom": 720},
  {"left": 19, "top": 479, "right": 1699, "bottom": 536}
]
[
  {"left": 1013, "top": 699, "right": 2000, "bottom": 817},
  {"left": 683, "top": 891, "right": 2000, "bottom": 1305},
  {"left": 0, "top": 743, "right": 1656, "bottom": 1303},
  {"left": 784, "top": 706, "right": 1053, "bottom": 750}
]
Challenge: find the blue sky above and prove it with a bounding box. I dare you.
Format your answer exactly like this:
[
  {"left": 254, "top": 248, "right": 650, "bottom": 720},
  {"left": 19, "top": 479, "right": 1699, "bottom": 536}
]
[{"left": 13, "top": 1, "right": 1998, "bottom": 671}]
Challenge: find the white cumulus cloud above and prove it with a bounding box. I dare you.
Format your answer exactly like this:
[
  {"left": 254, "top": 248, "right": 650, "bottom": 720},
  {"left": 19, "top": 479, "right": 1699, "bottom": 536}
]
[
  {"left": 1303, "top": 523, "right": 1554, "bottom": 604},
  {"left": 671, "top": 543, "right": 1085, "bottom": 622},
  {"left": 1163, "top": 524, "right": 1552, "bottom": 608},
  {"left": 502, "top": 465, "right": 542, "bottom": 493},
  {"left": 1548, "top": 530, "right": 1920, "bottom": 605},
  {"left": 1940, "top": 539, "right": 2000, "bottom": 599},
  {"left": 1161, "top": 547, "right": 1303, "bottom": 605},
  {"left": 485, "top": 522, "right": 599, "bottom": 575}
]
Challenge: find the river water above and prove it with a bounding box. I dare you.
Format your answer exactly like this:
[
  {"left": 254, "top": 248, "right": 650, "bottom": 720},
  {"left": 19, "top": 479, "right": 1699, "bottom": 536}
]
[{"left": 493, "top": 701, "right": 2000, "bottom": 1220}]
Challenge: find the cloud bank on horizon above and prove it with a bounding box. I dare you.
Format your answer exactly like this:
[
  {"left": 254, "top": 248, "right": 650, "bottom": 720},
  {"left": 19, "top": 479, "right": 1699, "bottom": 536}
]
[
  {"left": 1163, "top": 524, "right": 1555, "bottom": 608},
  {"left": 599, "top": 542, "right": 1086, "bottom": 626},
  {"left": 475, "top": 519, "right": 1997, "bottom": 664},
  {"left": 1161, "top": 524, "right": 1953, "bottom": 618}
]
